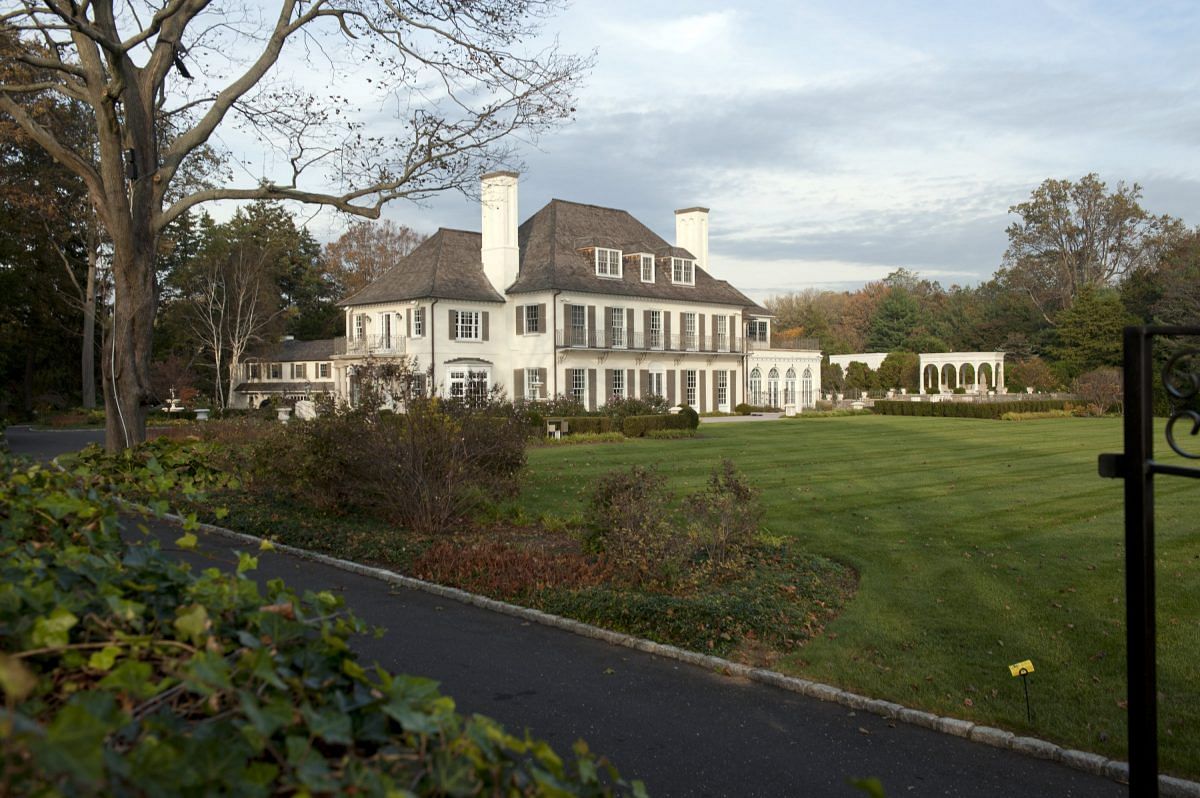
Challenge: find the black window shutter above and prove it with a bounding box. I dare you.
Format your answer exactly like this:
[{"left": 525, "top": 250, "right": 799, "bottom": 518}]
[{"left": 449, "top": 310, "right": 458, "bottom": 340}]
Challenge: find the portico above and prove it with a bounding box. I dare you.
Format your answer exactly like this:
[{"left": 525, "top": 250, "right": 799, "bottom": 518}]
[{"left": 919, "top": 351, "right": 1005, "bottom": 393}]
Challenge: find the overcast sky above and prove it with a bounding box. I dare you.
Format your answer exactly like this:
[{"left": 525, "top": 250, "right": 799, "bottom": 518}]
[{"left": 311, "top": 1, "right": 1200, "bottom": 299}]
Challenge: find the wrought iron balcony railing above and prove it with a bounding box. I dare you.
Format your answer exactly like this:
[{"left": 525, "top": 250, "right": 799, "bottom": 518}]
[
  {"left": 555, "top": 329, "right": 743, "bottom": 354},
  {"left": 333, "top": 335, "right": 407, "bottom": 357}
]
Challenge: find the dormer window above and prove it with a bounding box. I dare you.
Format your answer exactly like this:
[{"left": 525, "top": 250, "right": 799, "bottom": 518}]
[
  {"left": 595, "top": 247, "right": 622, "bottom": 278},
  {"left": 640, "top": 254, "right": 655, "bottom": 282},
  {"left": 671, "top": 257, "right": 694, "bottom": 285}
]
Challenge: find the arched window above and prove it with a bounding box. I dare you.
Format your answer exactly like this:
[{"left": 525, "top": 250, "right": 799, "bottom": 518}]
[
  {"left": 785, "top": 368, "right": 797, "bottom": 405},
  {"left": 767, "top": 368, "right": 780, "bottom": 408},
  {"left": 802, "top": 367, "right": 813, "bottom": 407},
  {"left": 749, "top": 368, "right": 762, "bottom": 405}
]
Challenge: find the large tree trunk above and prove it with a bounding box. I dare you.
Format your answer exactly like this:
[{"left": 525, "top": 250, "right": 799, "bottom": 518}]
[
  {"left": 81, "top": 238, "right": 98, "bottom": 409},
  {"left": 102, "top": 235, "right": 157, "bottom": 452}
]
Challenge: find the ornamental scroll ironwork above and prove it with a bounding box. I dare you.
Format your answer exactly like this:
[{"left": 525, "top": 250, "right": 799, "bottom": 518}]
[{"left": 1163, "top": 346, "right": 1200, "bottom": 459}]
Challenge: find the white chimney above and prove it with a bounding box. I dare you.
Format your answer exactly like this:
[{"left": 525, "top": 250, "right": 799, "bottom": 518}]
[
  {"left": 481, "top": 171, "right": 520, "bottom": 292},
  {"left": 674, "top": 206, "right": 710, "bottom": 272}
]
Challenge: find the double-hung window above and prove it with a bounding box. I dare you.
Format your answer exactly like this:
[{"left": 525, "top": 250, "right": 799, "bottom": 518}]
[
  {"left": 609, "top": 307, "right": 626, "bottom": 348},
  {"left": 524, "top": 305, "right": 540, "bottom": 335},
  {"left": 269, "top": 363, "right": 283, "bottom": 380},
  {"left": 749, "top": 319, "right": 769, "bottom": 343},
  {"left": 682, "top": 312, "right": 697, "bottom": 351},
  {"left": 648, "top": 310, "right": 663, "bottom": 349},
  {"left": 570, "top": 305, "right": 587, "bottom": 347},
  {"left": 640, "top": 254, "right": 655, "bottom": 282},
  {"left": 595, "top": 247, "right": 622, "bottom": 278},
  {"left": 716, "top": 316, "right": 729, "bottom": 352},
  {"left": 525, "top": 369, "right": 543, "bottom": 401},
  {"left": 412, "top": 307, "right": 425, "bottom": 337},
  {"left": 611, "top": 369, "right": 625, "bottom": 400},
  {"left": 671, "top": 257, "right": 694, "bottom": 285},
  {"left": 647, "top": 371, "right": 664, "bottom": 398},
  {"left": 249, "top": 363, "right": 261, "bottom": 379},
  {"left": 685, "top": 370, "right": 697, "bottom": 406},
  {"left": 569, "top": 368, "right": 587, "bottom": 404},
  {"left": 291, "top": 363, "right": 307, "bottom": 380},
  {"left": 456, "top": 310, "right": 481, "bottom": 341},
  {"left": 717, "top": 371, "right": 729, "bottom": 410},
  {"left": 354, "top": 314, "right": 366, "bottom": 340},
  {"left": 318, "top": 363, "right": 331, "bottom": 379}
]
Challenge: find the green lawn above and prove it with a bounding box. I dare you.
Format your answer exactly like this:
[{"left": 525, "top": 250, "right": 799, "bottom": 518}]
[{"left": 517, "top": 415, "right": 1200, "bottom": 778}]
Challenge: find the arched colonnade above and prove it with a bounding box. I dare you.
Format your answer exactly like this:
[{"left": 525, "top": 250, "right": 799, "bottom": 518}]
[{"left": 918, "top": 352, "right": 1005, "bottom": 393}]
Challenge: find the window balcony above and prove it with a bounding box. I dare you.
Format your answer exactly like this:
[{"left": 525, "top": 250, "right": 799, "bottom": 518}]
[
  {"left": 334, "top": 335, "right": 407, "bottom": 357},
  {"left": 556, "top": 329, "right": 743, "bottom": 354}
]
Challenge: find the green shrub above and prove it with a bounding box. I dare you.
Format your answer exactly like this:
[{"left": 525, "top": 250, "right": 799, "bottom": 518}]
[
  {"left": 676, "top": 404, "right": 700, "bottom": 430},
  {"left": 600, "top": 395, "right": 670, "bottom": 421},
  {"left": 544, "top": 432, "right": 626, "bottom": 445},
  {"left": 733, "top": 403, "right": 753, "bottom": 415},
  {"left": 645, "top": 429, "right": 696, "bottom": 439},
  {"left": 621, "top": 414, "right": 691, "bottom": 437},
  {"left": 562, "top": 416, "right": 614, "bottom": 435},
  {"left": 0, "top": 455, "right": 637, "bottom": 797},
  {"left": 872, "top": 399, "right": 1069, "bottom": 419}
]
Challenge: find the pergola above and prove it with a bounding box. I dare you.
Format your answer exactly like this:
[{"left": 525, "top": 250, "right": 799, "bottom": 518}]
[{"left": 919, "top": 351, "right": 1005, "bottom": 393}]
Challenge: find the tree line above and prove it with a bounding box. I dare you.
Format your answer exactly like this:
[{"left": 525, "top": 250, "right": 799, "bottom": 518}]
[{"left": 765, "top": 174, "right": 1199, "bottom": 393}]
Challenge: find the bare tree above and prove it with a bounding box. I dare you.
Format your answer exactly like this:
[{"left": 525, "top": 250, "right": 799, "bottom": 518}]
[
  {"left": 0, "top": 0, "right": 587, "bottom": 449},
  {"left": 325, "top": 219, "right": 427, "bottom": 299}
]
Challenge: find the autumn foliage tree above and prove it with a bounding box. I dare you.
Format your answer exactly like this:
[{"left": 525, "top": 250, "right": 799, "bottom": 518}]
[
  {"left": 325, "top": 220, "right": 427, "bottom": 300},
  {"left": 0, "top": 0, "right": 587, "bottom": 449}
]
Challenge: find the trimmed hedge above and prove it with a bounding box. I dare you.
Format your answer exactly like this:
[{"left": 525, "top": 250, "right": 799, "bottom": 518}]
[
  {"left": 872, "top": 399, "right": 1068, "bottom": 419},
  {"left": 559, "top": 416, "right": 615, "bottom": 435},
  {"left": 622, "top": 414, "right": 692, "bottom": 438}
]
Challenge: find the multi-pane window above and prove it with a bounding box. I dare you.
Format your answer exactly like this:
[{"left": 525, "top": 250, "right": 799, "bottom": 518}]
[
  {"left": 716, "top": 371, "right": 728, "bottom": 410},
  {"left": 749, "top": 319, "right": 769, "bottom": 342},
  {"left": 525, "top": 369, "right": 543, "bottom": 401},
  {"left": 595, "top": 247, "right": 622, "bottom": 278},
  {"left": 570, "top": 305, "right": 587, "bottom": 347},
  {"left": 648, "top": 371, "right": 664, "bottom": 398},
  {"left": 249, "top": 363, "right": 261, "bottom": 379},
  {"left": 318, "top": 363, "right": 331, "bottom": 379},
  {"left": 354, "top": 314, "right": 366, "bottom": 339},
  {"left": 640, "top": 254, "right": 655, "bottom": 282},
  {"left": 382, "top": 314, "right": 393, "bottom": 349},
  {"left": 292, "top": 363, "right": 307, "bottom": 380},
  {"left": 685, "top": 370, "right": 697, "bottom": 406},
  {"left": 716, "top": 316, "right": 729, "bottom": 351},
  {"left": 456, "top": 310, "right": 481, "bottom": 341},
  {"left": 802, "top": 367, "right": 813, "bottom": 408},
  {"left": 671, "top": 257, "right": 694, "bottom": 285},
  {"left": 269, "top": 363, "right": 283, "bottom": 380},
  {"left": 412, "top": 307, "right": 425, "bottom": 337},
  {"left": 569, "top": 368, "right": 587, "bottom": 404},
  {"left": 749, "top": 367, "right": 762, "bottom": 404},
  {"left": 449, "top": 368, "right": 488, "bottom": 400},
  {"left": 768, "top": 367, "right": 780, "bottom": 407},
  {"left": 611, "top": 369, "right": 625, "bottom": 400},
  {"left": 682, "top": 312, "right": 697, "bottom": 350},
  {"left": 609, "top": 307, "right": 626, "bottom": 348},
  {"left": 524, "top": 304, "right": 540, "bottom": 334},
  {"left": 648, "top": 310, "right": 663, "bottom": 349},
  {"left": 785, "top": 368, "right": 797, "bottom": 405}
]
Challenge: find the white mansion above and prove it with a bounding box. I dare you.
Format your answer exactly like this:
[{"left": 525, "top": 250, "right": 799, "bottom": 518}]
[{"left": 234, "top": 173, "right": 821, "bottom": 412}]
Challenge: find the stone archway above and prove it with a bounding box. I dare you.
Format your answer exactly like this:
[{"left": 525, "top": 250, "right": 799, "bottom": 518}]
[
  {"left": 941, "top": 364, "right": 958, "bottom": 390},
  {"left": 959, "top": 363, "right": 976, "bottom": 391},
  {"left": 978, "top": 363, "right": 993, "bottom": 390},
  {"left": 923, "top": 364, "right": 941, "bottom": 392}
]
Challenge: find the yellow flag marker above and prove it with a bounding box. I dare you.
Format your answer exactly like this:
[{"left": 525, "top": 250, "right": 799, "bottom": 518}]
[{"left": 1009, "top": 659, "right": 1035, "bottom": 677}]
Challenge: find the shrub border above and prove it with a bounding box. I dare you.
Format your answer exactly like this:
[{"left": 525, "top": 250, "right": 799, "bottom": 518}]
[{"left": 171, "top": 511, "right": 1198, "bottom": 797}]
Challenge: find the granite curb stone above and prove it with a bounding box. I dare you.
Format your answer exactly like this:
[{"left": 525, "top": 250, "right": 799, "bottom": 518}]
[{"left": 175, "top": 513, "right": 1200, "bottom": 797}]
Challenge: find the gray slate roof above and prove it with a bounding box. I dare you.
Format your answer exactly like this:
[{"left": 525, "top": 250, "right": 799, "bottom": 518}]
[
  {"left": 509, "top": 200, "right": 758, "bottom": 308},
  {"left": 234, "top": 381, "right": 335, "bottom": 393},
  {"left": 247, "top": 338, "right": 337, "bottom": 362},
  {"left": 334, "top": 199, "right": 762, "bottom": 311},
  {"left": 339, "top": 228, "right": 504, "bottom": 307}
]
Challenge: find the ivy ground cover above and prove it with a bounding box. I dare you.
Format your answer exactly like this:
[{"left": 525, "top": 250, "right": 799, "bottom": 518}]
[{"left": 516, "top": 415, "right": 1200, "bottom": 779}]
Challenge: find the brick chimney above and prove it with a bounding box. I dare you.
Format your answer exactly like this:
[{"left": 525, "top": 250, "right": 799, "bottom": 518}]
[
  {"left": 481, "top": 171, "right": 520, "bottom": 293},
  {"left": 674, "top": 206, "right": 709, "bottom": 272}
]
